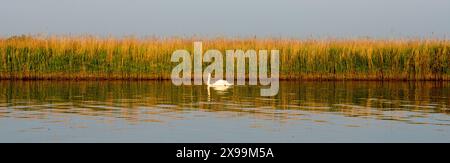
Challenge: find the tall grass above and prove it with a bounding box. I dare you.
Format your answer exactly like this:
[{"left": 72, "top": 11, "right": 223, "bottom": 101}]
[{"left": 1, "top": 35, "right": 449, "bottom": 80}]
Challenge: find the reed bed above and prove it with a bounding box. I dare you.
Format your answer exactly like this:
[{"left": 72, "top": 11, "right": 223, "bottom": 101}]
[{"left": 1, "top": 35, "right": 449, "bottom": 80}]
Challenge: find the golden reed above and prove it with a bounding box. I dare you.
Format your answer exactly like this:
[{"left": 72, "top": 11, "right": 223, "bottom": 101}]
[{"left": 1, "top": 35, "right": 449, "bottom": 80}]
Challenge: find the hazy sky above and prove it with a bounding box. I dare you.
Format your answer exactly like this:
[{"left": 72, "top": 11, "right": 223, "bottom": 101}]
[{"left": 1, "top": 0, "right": 449, "bottom": 38}]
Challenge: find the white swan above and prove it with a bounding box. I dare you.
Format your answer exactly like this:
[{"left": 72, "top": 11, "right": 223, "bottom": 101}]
[
  {"left": 207, "top": 73, "right": 232, "bottom": 86},
  {"left": 206, "top": 73, "right": 232, "bottom": 100}
]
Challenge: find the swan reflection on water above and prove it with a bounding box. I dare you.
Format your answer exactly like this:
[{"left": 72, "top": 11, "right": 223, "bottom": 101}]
[{"left": 207, "top": 85, "right": 232, "bottom": 96}]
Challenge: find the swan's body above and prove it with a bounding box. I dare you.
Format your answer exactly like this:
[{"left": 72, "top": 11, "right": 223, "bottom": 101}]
[{"left": 207, "top": 73, "right": 232, "bottom": 86}]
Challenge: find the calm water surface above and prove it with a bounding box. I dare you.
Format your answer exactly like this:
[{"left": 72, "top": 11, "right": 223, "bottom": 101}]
[{"left": 0, "top": 81, "right": 449, "bottom": 142}]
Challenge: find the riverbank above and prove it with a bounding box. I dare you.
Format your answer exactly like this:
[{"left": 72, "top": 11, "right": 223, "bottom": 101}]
[{"left": 1, "top": 35, "right": 449, "bottom": 81}]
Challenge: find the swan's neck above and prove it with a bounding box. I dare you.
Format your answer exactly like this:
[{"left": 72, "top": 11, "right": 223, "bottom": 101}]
[{"left": 207, "top": 74, "right": 211, "bottom": 86}]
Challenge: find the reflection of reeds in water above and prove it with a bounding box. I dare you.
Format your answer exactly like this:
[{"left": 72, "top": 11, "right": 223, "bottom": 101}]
[
  {"left": 0, "top": 81, "right": 449, "bottom": 126},
  {"left": 1, "top": 35, "right": 450, "bottom": 80}
]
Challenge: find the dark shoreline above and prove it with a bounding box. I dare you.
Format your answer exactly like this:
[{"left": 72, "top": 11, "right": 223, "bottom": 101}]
[{"left": 1, "top": 77, "right": 450, "bottom": 81}]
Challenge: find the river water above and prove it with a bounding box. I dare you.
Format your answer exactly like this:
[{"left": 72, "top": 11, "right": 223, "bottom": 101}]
[{"left": 0, "top": 81, "right": 449, "bottom": 142}]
